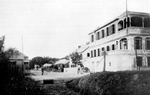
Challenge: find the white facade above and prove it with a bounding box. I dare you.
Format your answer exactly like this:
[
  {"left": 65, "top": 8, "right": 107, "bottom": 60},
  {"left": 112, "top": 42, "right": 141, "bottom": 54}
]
[{"left": 77, "top": 11, "right": 150, "bottom": 72}]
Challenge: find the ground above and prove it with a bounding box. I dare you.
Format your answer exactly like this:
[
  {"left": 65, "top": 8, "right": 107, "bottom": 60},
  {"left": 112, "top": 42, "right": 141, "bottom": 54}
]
[
  {"left": 29, "top": 69, "right": 89, "bottom": 81},
  {"left": 28, "top": 70, "right": 89, "bottom": 95}
]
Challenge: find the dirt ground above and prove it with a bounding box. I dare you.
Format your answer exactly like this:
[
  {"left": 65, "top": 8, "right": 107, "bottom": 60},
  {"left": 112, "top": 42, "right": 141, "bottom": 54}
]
[
  {"left": 29, "top": 70, "right": 89, "bottom": 81},
  {"left": 28, "top": 70, "right": 89, "bottom": 95}
]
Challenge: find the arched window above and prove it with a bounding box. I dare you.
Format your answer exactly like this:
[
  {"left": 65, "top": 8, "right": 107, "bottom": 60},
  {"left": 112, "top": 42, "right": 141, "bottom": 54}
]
[
  {"left": 91, "top": 35, "right": 94, "bottom": 42},
  {"left": 134, "top": 37, "right": 142, "bottom": 49},
  {"left": 94, "top": 50, "right": 96, "bottom": 57},
  {"left": 87, "top": 53, "right": 90, "bottom": 57},
  {"left": 101, "top": 30, "right": 105, "bottom": 38},
  {"left": 106, "top": 27, "right": 109, "bottom": 36},
  {"left": 97, "top": 32, "right": 100, "bottom": 40},
  {"left": 98, "top": 49, "right": 100, "bottom": 56},
  {"left": 112, "top": 24, "right": 115, "bottom": 34},
  {"left": 145, "top": 37, "right": 150, "bottom": 50},
  {"left": 91, "top": 51, "right": 93, "bottom": 57},
  {"left": 120, "top": 38, "right": 128, "bottom": 49},
  {"left": 131, "top": 17, "right": 142, "bottom": 27},
  {"left": 101, "top": 47, "right": 105, "bottom": 55},
  {"left": 112, "top": 44, "right": 115, "bottom": 50},
  {"left": 102, "top": 47, "right": 105, "bottom": 51},
  {"left": 118, "top": 20, "right": 123, "bottom": 31},
  {"left": 107, "top": 46, "right": 110, "bottom": 51}
]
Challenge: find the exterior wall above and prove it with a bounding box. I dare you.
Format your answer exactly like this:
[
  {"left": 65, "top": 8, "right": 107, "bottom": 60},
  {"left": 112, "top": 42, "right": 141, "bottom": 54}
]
[
  {"left": 82, "top": 50, "right": 135, "bottom": 72},
  {"left": 64, "top": 67, "right": 78, "bottom": 74},
  {"left": 79, "top": 11, "right": 150, "bottom": 72},
  {"left": 82, "top": 35, "right": 150, "bottom": 72}
]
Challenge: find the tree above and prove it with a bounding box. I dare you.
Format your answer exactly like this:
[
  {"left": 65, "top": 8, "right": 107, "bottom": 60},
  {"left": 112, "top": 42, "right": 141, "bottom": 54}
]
[
  {"left": 5, "top": 48, "right": 20, "bottom": 59},
  {"left": 0, "top": 36, "right": 5, "bottom": 52},
  {"left": 29, "top": 56, "right": 59, "bottom": 69},
  {"left": 29, "top": 57, "right": 44, "bottom": 68},
  {"left": 69, "top": 52, "right": 83, "bottom": 67}
]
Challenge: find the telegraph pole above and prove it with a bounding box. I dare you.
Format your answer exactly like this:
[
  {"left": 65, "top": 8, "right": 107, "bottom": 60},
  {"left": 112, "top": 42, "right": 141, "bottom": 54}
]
[
  {"left": 22, "top": 35, "right": 24, "bottom": 75},
  {"left": 103, "top": 51, "right": 106, "bottom": 72}
]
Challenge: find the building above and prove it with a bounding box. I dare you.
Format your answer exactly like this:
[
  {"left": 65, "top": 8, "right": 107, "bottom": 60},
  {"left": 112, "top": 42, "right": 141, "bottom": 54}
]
[
  {"left": 9, "top": 51, "right": 29, "bottom": 72},
  {"left": 77, "top": 11, "right": 150, "bottom": 72}
]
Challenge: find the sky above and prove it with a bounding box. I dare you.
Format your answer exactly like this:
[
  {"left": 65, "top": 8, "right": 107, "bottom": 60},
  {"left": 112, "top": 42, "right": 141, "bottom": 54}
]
[{"left": 0, "top": 0, "right": 150, "bottom": 59}]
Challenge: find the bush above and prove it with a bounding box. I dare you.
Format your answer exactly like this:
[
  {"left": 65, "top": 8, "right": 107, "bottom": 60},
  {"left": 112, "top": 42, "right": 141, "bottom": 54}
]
[
  {"left": 3, "top": 76, "right": 46, "bottom": 95},
  {"left": 0, "top": 52, "right": 46, "bottom": 95},
  {"left": 66, "top": 71, "right": 150, "bottom": 95}
]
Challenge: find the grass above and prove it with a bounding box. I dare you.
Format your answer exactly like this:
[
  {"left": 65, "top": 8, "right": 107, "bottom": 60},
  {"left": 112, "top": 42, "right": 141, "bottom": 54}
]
[
  {"left": 43, "top": 83, "right": 79, "bottom": 95},
  {"left": 66, "top": 70, "right": 150, "bottom": 95}
]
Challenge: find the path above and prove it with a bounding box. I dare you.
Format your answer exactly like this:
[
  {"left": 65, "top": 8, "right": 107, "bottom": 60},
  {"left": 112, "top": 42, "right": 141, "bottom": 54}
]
[{"left": 29, "top": 70, "right": 90, "bottom": 81}]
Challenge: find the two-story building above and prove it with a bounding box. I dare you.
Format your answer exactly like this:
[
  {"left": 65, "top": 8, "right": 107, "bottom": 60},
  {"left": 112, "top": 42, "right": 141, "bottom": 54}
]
[{"left": 77, "top": 11, "right": 150, "bottom": 72}]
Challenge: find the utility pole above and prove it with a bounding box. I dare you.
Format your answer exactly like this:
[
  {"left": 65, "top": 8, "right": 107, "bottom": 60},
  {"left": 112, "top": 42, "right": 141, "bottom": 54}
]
[
  {"left": 22, "top": 35, "right": 24, "bottom": 75},
  {"left": 103, "top": 51, "right": 106, "bottom": 72}
]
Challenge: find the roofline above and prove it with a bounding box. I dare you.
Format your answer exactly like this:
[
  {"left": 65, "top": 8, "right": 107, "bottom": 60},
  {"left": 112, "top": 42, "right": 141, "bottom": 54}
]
[
  {"left": 88, "top": 11, "right": 150, "bottom": 35},
  {"left": 94, "top": 18, "right": 119, "bottom": 33}
]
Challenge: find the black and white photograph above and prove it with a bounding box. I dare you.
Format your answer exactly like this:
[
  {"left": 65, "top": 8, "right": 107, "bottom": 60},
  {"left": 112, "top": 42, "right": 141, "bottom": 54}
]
[{"left": 0, "top": 0, "right": 150, "bottom": 95}]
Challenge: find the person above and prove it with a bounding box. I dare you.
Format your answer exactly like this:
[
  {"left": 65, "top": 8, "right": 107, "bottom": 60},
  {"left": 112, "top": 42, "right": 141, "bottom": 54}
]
[{"left": 41, "top": 66, "right": 44, "bottom": 75}]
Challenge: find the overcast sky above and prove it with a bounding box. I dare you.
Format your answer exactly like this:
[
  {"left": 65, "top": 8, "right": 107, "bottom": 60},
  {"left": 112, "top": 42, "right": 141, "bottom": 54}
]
[{"left": 0, "top": 0, "right": 150, "bottom": 59}]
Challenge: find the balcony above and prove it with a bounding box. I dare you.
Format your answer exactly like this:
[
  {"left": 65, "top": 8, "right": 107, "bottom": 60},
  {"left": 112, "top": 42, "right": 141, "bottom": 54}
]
[{"left": 127, "top": 27, "right": 150, "bottom": 35}]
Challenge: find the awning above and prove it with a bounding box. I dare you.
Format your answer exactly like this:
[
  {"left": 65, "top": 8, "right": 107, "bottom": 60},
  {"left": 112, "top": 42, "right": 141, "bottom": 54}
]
[
  {"left": 43, "top": 63, "right": 52, "bottom": 67},
  {"left": 55, "top": 59, "right": 69, "bottom": 65}
]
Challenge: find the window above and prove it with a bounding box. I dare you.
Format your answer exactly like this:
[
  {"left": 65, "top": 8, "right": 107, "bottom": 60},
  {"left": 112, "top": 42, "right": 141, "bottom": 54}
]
[
  {"left": 94, "top": 50, "right": 96, "bottom": 57},
  {"left": 91, "top": 51, "right": 93, "bottom": 57},
  {"left": 96, "top": 32, "right": 100, "bottom": 40},
  {"left": 146, "top": 37, "right": 150, "bottom": 50},
  {"left": 109, "top": 26, "right": 112, "bottom": 35},
  {"left": 144, "top": 18, "right": 150, "bottom": 27},
  {"left": 112, "top": 24, "right": 115, "bottom": 34},
  {"left": 91, "top": 35, "right": 94, "bottom": 42},
  {"left": 107, "top": 46, "right": 110, "bottom": 51},
  {"left": 147, "top": 57, "right": 150, "bottom": 66},
  {"left": 106, "top": 27, "right": 109, "bottom": 36},
  {"left": 136, "top": 56, "right": 142, "bottom": 66},
  {"left": 101, "top": 30, "right": 105, "bottom": 38},
  {"left": 131, "top": 17, "right": 142, "bottom": 27},
  {"left": 87, "top": 53, "right": 90, "bottom": 57},
  {"left": 118, "top": 20, "right": 123, "bottom": 31},
  {"left": 102, "top": 47, "right": 105, "bottom": 51},
  {"left": 98, "top": 49, "right": 100, "bottom": 56},
  {"left": 120, "top": 38, "right": 128, "bottom": 49},
  {"left": 112, "top": 44, "right": 115, "bottom": 50},
  {"left": 134, "top": 37, "right": 142, "bottom": 50},
  {"left": 124, "top": 18, "right": 127, "bottom": 28}
]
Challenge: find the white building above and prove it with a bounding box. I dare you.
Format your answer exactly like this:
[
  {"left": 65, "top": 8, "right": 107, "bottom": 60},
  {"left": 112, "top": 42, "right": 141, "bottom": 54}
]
[{"left": 77, "top": 11, "right": 150, "bottom": 72}]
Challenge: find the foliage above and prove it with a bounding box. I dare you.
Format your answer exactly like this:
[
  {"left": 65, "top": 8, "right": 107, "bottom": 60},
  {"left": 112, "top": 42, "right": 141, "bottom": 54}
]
[
  {"left": 43, "top": 83, "right": 79, "bottom": 95},
  {"left": 29, "top": 56, "right": 58, "bottom": 69},
  {"left": 5, "top": 48, "right": 20, "bottom": 58},
  {"left": 66, "top": 71, "right": 150, "bottom": 95},
  {"left": 3, "top": 76, "right": 46, "bottom": 95},
  {"left": 69, "top": 52, "right": 82, "bottom": 66}
]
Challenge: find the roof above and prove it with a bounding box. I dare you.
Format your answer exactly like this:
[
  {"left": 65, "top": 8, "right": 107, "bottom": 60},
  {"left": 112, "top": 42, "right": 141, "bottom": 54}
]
[
  {"left": 77, "top": 44, "right": 89, "bottom": 53},
  {"left": 55, "top": 59, "right": 69, "bottom": 65},
  {"left": 43, "top": 63, "right": 52, "bottom": 67},
  {"left": 88, "top": 11, "right": 150, "bottom": 35}
]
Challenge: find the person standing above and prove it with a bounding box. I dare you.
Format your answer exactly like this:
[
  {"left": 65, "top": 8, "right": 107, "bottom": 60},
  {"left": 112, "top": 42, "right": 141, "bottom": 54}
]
[{"left": 41, "top": 66, "right": 44, "bottom": 75}]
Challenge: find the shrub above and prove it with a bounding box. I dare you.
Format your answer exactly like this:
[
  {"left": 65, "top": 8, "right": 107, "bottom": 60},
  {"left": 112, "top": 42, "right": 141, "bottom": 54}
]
[{"left": 66, "top": 71, "right": 150, "bottom": 95}]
